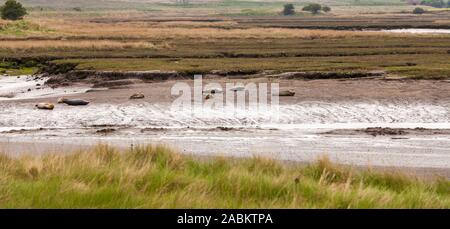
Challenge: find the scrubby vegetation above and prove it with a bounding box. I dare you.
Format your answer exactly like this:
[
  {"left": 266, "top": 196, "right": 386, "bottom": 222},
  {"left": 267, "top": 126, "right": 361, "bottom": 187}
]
[
  {"left": 322, "top": 6, "right": 331, "bottom": 12},
  {"left": 302, "top": 3, "right": 322, "bottom": 14},
  {"left": 0, "top": 61, "right": 36, "bottom": 75},
  {"left": 282, "top": 4, "right": 295, "bottom": 16},
  {"left": 413, "top": 7, "right": 426, "bottom": 14},
  {"left": 0, "top": 20, "right": 49, "bottom": 36},
  {"left": 0, "top": 145, "right": 448, "bottom": 208},
  {"left": 301, "top": 3, "right": 331, "bottom": 14}
]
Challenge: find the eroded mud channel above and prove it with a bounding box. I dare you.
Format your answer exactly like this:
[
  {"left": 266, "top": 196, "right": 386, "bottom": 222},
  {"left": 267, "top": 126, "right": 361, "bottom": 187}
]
[{"left": 1, "top": 75, "right": 450, "bottom": 176}]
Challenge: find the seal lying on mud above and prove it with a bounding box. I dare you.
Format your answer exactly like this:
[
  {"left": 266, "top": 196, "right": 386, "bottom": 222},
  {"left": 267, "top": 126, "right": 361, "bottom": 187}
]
[
  {"left": 36, "top": 103, "right": 55, "bottom": 110},
  {"left": 57, "top": 98, "right": 90, "bottom": 106},
  {"left": 203, "top": 88, "right": 223, "bottom": 94},
  {"left": 275, "top": 90, "right": 296, "bottom": 96},
  {"left": 129, "top": 93, "right": 145, "bottom": 99}
]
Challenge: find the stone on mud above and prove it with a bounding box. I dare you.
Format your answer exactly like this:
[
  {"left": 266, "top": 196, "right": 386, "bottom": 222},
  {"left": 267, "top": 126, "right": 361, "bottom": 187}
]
[
  {"left": 130, "top": 93, "right": 145, "bottom": 100},
  {"left": 36, "top": 103, "right": 55, "bottom": 110}
]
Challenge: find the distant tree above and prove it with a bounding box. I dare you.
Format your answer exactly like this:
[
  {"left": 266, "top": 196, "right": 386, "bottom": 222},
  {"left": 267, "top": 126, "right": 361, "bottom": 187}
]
[
  {"left": 0, "top": 0, "right": 27, "bottom": 21},
  {"left": 322, "top": 6, "right": 331, "bottom": 12},
  {"left": 413, "top": 7, "right": 426, "bottom": 14},
  {"left": 302, "top": 3, "right": 322, "bottom": 14},
  {"left": 282, "top": 4, "right": 295, "bottom": 16}
]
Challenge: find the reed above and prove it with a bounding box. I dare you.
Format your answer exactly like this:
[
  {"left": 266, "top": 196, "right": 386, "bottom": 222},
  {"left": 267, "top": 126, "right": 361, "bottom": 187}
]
[{"left": 0, "top": 144, "right": 447, "bottom": 208}]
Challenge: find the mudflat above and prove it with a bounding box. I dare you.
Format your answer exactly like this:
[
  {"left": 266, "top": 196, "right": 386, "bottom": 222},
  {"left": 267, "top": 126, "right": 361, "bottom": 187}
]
[
  {"left": 1, "top": 76, "right": 450, "bottom": 177},
  {"left": 6, "top": 77, "right": 450, "bottom": 104}
]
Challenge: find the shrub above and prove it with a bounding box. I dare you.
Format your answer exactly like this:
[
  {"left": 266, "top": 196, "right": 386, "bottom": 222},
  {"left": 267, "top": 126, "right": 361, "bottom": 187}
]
[
  {"left": 0, "top": 0, "right": 27, "bottom": 21},
  {"left": 322, "top": 6, "right": 331, "bottom": 12},
  {"left": 302, "top": 3, "right": 322, "bottom": 14},
  {"left": 413, "top": 7, "right": 426, "bottom": 14},
  {"left": 282, "top": 4, "right": 295, "bottom": 16}
]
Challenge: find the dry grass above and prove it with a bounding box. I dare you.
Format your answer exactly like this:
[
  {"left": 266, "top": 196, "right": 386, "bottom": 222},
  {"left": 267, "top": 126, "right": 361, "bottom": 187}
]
[
  {"left": 43, "top": 24, "right": 397, "bottom": 39},
  {"left": 4, "top": 18, "right": 425, "bottom": 40},
  {"left": 156, "top": 20, "right": 239, "bottom": 28},
  {"left": 0, "top": 144, "right": 448, "bottom": 209},
  {"left": 0, "top": 40, "right": 167, "bottom": 51},
  {"left": 0, "top": 19, "right": 8, "bottom": 27}
]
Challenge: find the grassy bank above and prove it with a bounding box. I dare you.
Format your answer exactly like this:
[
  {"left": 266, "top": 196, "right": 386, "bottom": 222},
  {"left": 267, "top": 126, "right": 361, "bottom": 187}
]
[
  {"left": 0, "top": 145, "right": 448, "bottom": 208},
  {"left": 52, "top": 53, "right": 450, "bottom": 79},
  {"left": 0, "top": 60, "right": 38, "bottom": 75}
]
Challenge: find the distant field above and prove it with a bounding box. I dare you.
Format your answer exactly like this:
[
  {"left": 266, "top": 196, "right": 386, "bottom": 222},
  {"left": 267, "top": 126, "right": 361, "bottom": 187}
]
[
  {"left": 0, "top": 1, "right": 449, "bottom": 78},
  {"left": 0, "top": 144, "right": 448, "bottom": 208},
  {"left": 0, "top": 0, "right": 421, "bottom": 16},
  {"left": 0, "top": 0, "right": 410, "bottom": 9},
  {"left": 2, "top": 20, "right": 449, "bottom": 79}
]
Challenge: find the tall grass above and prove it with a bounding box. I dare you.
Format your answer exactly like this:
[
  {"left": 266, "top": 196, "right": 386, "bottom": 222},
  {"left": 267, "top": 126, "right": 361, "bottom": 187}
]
[
  {"left": 0, "top": 40, "right": 161, "bottom": 51},
  {"left": 2, "top": 18, "right": 425, "bottom": 40},
  {"left": 0, "top": 145, "right": 448, "bottom": 209}
]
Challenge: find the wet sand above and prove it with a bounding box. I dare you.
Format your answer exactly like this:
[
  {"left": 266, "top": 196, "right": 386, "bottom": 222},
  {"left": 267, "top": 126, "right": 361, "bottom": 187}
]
[{"left": 382, "top": 29, "right": 450, "bottom": 34}]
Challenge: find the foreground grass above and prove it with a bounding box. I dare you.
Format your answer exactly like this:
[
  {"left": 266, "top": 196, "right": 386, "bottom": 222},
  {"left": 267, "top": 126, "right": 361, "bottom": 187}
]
[
  {"left": 0, "top": 145, "right": 448, "bottom": 208},
  {"left": 54, "top": 53, "right": 450, "bottom": 79}
]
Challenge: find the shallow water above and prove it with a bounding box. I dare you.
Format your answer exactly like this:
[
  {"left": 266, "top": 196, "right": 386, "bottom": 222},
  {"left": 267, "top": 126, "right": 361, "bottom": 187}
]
[
  {"left": 0, "top": 76, "right": 90, "bottom": 101},
  {"left": 381, "top": 29, "right": 450, "bottom": 34},
  {"left": 0, "top": 101, "right": 449, "bottom": 129},
  {"left": 1, "top": 127, "right": 450, "bottom": 169}
]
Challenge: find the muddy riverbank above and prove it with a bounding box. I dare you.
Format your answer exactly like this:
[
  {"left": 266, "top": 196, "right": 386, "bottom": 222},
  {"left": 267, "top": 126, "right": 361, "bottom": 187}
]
[{"left": 1, "top": 76, "right": 450, "bottom": 175}]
